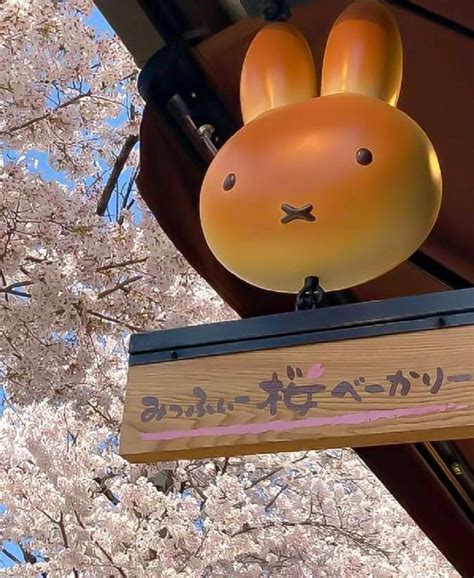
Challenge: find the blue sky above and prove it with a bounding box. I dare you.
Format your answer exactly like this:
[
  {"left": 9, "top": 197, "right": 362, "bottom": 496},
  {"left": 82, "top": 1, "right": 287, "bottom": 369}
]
[{"left": 0, "top": 540, "right": 25, "bottom": 569}]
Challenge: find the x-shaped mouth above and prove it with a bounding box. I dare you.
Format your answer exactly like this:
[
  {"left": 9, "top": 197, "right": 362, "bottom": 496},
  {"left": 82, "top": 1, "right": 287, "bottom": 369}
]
[{"left": 280, "top": 203, "right": 316, "bottom": 224}]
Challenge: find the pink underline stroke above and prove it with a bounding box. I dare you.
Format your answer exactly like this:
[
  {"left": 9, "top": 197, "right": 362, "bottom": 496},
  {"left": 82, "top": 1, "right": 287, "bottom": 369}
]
[{"left": 139, "top": 403, "right": 468, "bottom": 442}]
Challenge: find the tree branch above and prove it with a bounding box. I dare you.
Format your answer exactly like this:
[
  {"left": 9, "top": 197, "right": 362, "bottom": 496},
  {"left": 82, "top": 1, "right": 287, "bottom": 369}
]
[
  {"left": 87, "top": 310, "right": 143, "bottom": 332},
  {"left": 96, "top": 257, "right": 147, "bottom": 272},
  {"left": 246, "top": 467, "right": 282, "bottom": 489},
  {"left": 73, "top": 510, "right": 127, "bottom": 578},
  {"left": 177, "top": 530, "right": 209, "bottom": 573},
  {"left": 18, "top": 543, "right": 44, "bottom": 569},
  {"left": 58, "top": 513, "right": 80, "bottom": 577},
  {"left": 4, "top": 290, "right": 30, "bottom": 298},
  {"left": 96, "top": 134, "right": 138, "bottom": 216},
  {"left": 117, "top": 164, "right": 139, "bottom": 224},
  {"left": 0, "top": 270, "right": 8, "bottom": 302},
  {"left": 93, "top": 475, "right": 120, "bottom": 506},
  {"left": 231, "top": 520, "right": 390, "bottom": 559},
  {"left": 57, "top": 511, "right": 70, "bottom": 549},
  {"left": 121, "top": 164, "right": 139, "bottom": 212},
  {"left": 97, "top": 275, "right": 142, "bottom": 299},
  {"left": 0, "top": 280, "right": 34, "bottom": 293},
  {"left": 1, "top": 91, "right": 92, "bottom": 135},
  {"left": 245, "top": 455, "right": 309, "bottom": 490},
  {"left": 85, "top": 400, "right": 114, "bottom": 425},
  {"left": 24, "top": 255, "right": 52, "bottom": 264},
  {"left": 264, "top": 485, "right": 288, "bottom": 511}
]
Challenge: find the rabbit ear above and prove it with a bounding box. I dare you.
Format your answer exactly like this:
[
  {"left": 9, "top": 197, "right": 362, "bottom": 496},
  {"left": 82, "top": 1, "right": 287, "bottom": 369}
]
[
  {"left": 321, "top": 0, "right": 402, "bottom": 106},
  {"left": 240, "top": 23, "right": 317, "bottom": 124}
]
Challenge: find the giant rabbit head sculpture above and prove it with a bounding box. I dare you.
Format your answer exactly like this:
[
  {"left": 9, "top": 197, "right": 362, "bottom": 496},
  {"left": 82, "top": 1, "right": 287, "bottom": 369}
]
[{"left": 200, "top": 1, "right": 442, "bottom": 293}]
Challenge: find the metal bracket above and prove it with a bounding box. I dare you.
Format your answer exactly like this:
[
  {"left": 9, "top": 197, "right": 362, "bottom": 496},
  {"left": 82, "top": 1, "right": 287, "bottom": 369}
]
[{"left": 295, "top": 276, "right": 325, "bottom": 311}]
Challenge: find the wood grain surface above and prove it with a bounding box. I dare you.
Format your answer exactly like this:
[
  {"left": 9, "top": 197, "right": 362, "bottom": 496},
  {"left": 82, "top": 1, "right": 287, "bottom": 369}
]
[{"left": 120, "top": 325, "right": 474, "bottom": 462}]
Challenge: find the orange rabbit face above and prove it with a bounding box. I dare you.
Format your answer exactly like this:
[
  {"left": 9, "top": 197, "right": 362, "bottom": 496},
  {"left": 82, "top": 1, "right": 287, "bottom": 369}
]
[{"left": 200, "top": 1, "right": 442, "bottom": 293}]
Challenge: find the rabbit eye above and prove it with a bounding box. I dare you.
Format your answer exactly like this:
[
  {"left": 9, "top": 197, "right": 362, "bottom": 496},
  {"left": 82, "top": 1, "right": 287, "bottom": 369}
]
[
  {"left": 223, "top": 173, "right": 236, "bottom": 191},
  {"left": 356, "top": 148, "right": 373, "bottom": 165}
]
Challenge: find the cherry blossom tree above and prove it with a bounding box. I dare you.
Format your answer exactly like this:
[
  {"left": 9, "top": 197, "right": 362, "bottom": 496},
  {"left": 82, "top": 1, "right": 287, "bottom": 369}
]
[{"left": 0, "top": 0, "right": 458, "bottom": 575}]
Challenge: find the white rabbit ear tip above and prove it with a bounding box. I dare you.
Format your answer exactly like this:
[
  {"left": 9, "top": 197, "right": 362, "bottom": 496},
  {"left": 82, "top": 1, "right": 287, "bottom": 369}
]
[
  {"left": 240, "top": 23, "right": 317, "bottom": 124},
  {"left": 321, "top": 0, "right": 402, "bottom": 106}
]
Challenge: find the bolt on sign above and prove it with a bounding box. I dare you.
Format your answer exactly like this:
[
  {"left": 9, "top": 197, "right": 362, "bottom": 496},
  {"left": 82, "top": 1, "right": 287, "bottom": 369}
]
[{"left": 120, "top": 289, "right": 474, "bottom": 463}]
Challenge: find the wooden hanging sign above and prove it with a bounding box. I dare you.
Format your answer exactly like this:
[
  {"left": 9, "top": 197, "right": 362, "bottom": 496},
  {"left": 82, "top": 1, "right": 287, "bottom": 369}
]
[{"left": 120, "top": 289, "right": 474, "bottom": 463}]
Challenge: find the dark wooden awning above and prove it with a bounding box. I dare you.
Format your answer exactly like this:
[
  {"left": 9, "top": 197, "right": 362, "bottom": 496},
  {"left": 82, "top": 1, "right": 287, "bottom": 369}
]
[{"left": 96, "top": 0, "right": 474, "bottom": 573}]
